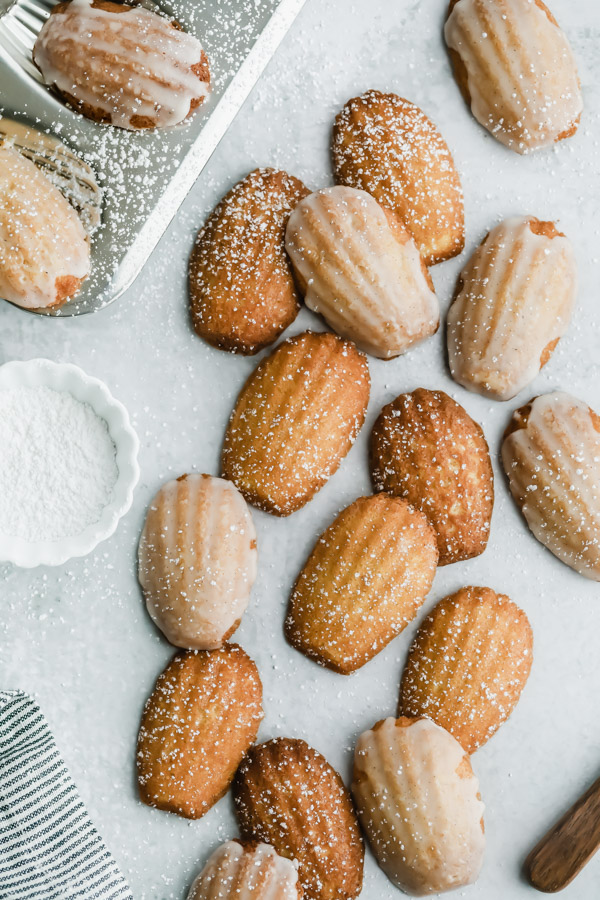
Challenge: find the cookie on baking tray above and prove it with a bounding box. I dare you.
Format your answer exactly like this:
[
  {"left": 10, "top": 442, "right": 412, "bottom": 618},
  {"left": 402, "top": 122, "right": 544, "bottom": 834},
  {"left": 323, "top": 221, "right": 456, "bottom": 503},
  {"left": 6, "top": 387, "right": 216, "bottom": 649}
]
[
  {"left": 190, "top": 168, "right": 310, "bottom": 354},
  {"left": 285, "top": 186, "right": 439, "bottom": 360},
  {"left": 33, "top": 0, "right": 210, "bottom": 130},
  {"left": 353, "top": 717, "right": 485, "bottom": 895},
  {"left": 332, "top": 90, "right": 464, "bottom": 265},
  {"left": 222, "top": 331, "right": 370, "bottom": 516},
  {"left": 370, "top": 388, "right": 494, "bottom": 565},
  {"left": 187, "top": 840, "right": 302, "bottom": 900},
  {"left": 400, "top": 586, "right": 533, "bottom": 754},
  {"left": 502, "top": 392, "right": 600, "bottom": 580},
  {"left": 234, "top": 737, "right": 364, "bottom": 900},
  {"left": 444, "top": 0, "right": 582, "bottom": 153},
  {"left": 285, "top": 494, "right": 438, "bottom": 674},
  {"left": 136, "top": 644, "right": 262, "bottom": 819}
]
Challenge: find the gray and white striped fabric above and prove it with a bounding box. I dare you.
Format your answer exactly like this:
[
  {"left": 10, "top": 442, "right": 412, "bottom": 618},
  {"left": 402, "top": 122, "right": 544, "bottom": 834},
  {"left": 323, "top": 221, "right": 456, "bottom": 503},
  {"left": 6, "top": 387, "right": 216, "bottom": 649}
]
[{"left": 0, "top": 691, "right": 133, "bottom": 900}]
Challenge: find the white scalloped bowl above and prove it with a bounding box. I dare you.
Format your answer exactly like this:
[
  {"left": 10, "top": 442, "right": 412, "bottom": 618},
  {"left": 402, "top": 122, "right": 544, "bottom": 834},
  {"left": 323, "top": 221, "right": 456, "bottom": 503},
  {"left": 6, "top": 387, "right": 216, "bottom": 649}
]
[{"left": 0, "top": 359, "right": 140, "bottom": 567}]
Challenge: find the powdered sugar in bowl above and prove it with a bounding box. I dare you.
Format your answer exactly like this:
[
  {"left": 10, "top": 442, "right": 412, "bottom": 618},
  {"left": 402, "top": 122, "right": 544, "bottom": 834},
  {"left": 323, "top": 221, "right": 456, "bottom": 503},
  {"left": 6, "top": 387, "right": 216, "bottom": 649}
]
[{"left": 0, "top": 359, "right": 139, "bottom": 567}]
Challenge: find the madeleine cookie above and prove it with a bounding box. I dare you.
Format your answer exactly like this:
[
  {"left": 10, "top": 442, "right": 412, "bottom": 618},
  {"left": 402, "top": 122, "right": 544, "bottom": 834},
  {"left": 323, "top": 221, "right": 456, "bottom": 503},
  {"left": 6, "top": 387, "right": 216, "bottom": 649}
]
[
  {"left": 445, "top": 0, "right": 582, "bottom": 154},
  {"left": 33, "top": 0, "right": 210, "bottom": 130},
  {"left": 138, "top": 474, "right": 257, "bottom": 651},
  {"left": 502, "top": 393, "right": 600, "bottom": 580},
  {"left": 332, "top": 90, "right": 464, "bottom": 265},
  {"left": 370, "top": 389, "right": 493, "bottom": 565},
  {"left": 187, "top": 841, "right": 301, "bottom": 900},
  {"left": 400, "top": 587, "right": 533, "bottom": 753},
  {"left": 222, "top": 331, "right": 370, "bottom": 516},
  {"left": 137, "top": 645, "right": 262, "bottom": 819},
  {"left": 0, "top": 143, "right": 90, "bottom": 310},
  {"left": 286, "top": 494, "right": 438, "bottom": 674},
  {"left": 190, "top": 169, "right": 310, "bottom": 354},
  {"left": 353, "top": 717, "right": 485, "bottom": 895},
  {"left": 285, "top": 187, "right": 439, "bottom": 359},
  {"left": 448, "top": 217, "right": 577, "bottom": 401},
  {"left": 234, "top": 738, "right": 364, "bottom": 900}
]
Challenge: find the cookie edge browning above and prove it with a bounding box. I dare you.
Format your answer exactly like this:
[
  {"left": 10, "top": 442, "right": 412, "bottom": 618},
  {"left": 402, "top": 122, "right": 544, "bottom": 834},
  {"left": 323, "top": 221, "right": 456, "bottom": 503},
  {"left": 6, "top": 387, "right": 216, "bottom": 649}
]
[
  {"left": 445, "top": 0, "right": 580, "bottom": 148},
  {"left": 399, "top": 586, "right": 534, "bottom": 753},
  {"left": 137, "top": 643, "right": 263, "bottom": 819}
]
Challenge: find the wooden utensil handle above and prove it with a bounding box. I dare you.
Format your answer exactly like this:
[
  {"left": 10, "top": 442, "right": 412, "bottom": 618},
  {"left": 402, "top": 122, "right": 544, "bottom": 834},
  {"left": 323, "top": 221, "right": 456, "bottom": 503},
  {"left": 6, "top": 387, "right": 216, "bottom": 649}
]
[{"left": 526, "top": 776, "right": 600, "bottom": 893}]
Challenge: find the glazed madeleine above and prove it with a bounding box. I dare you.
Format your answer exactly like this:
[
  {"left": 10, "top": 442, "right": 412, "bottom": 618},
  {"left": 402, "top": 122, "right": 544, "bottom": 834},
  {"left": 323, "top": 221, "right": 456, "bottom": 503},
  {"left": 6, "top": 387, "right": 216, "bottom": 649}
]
[
  {"left": 502, "top": 392, "right": 600, "bottom": 580},
  {"left": 33, "top": 0, "right": 210, "bottom": 130},
  {"left": 187, "top": 841, "right": 301, "bottom": 900},
  {"left": 138, "top": 474, "right": 257, "bottom": 650},
  {"left": 400, "top": 586, "right": 533, "bottom": 753},
  {"left": 0, "top": 143, "right": 90, "bottom": 309},
  {"left": 332, "top": 90, "right": 465, "bottom": 265},
  {"left": 286, "top": 494, "right": 438, "bottom": 674},
  {"left": 448, "top": 217, "right": 577, "bottom": 401},
  {"left": 445, "top": 0, "right": 582, "bottom": 153},
  {"left": 285, "top": 186, "right": 439, "bottom": 360},
  {"left": 353, "top": 717, "right": 485, "bottom": 895}
]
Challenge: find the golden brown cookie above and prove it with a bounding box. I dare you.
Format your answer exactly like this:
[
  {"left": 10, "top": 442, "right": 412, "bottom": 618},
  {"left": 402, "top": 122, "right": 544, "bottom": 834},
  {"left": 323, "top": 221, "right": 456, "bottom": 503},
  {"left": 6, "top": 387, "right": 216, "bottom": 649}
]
[
  {"left": 187, "top": 840, "right": 302, "bottom": 900},
  {"left": 502, "top": 392, "right": 600, "bottom": 580},
  {"left": 33, "top": 0, "right": 210, "bottom": 130},
  {"left": 400, "top": 586, "right": 533, "bottom": 753},
  {"left": 370, "top": 389, "right": 494, "bottom": 565},
  {"left": 332, "top": 90, "right": 464, "bottom": 265},
  {"left": 285, "top": 494, "right": 438, "bottom": 674},
  {"left": 137, "top": 644, "right": 263, "bottom": 819},
  {"left": 234, "top": 738, "right": 364, "bottom": 900},
  {"left": 190, "top": 168, "right": 310, "bottom": 354},
  {"left": 222, "top": 331, "right": 370, "bottom": 516},
  {"left": 353, "top": 717, "right": 485, "bottom": 895}
]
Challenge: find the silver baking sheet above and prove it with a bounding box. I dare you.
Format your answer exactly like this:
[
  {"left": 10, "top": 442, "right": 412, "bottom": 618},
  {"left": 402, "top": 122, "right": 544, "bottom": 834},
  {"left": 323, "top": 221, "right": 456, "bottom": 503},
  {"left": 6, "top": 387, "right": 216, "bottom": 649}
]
[{"left": 0, "top": 0, "right": 307, "bottom": 316}]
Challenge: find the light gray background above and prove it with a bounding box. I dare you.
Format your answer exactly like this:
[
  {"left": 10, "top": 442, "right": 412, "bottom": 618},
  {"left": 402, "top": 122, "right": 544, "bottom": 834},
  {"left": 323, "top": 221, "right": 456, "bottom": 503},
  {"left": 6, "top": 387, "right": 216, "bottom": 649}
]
[{"left": 1, "top": 0, "right": 599, "bottom": 897}]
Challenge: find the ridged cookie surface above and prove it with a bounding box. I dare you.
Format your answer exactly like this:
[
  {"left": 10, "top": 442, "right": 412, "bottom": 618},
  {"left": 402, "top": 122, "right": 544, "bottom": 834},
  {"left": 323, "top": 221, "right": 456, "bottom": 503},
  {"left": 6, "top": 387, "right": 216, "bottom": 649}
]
[
  {"left": 137, "top": 644, "right": 263, "bottom": 819},
  {"left": 0, "top": 144, "right": 90, "bottom": 309},
  {"left": 502, "top": 392, "right": 600, "bottom": 580},
  {"left": 190, "top": 168, "right": 309, "bottom": 354},
  {"left": 222, "top": 331, "right": 370, "bottom": 515},
  {"left": 138, "top": 474, "right": 257, "bottom": 650},
  {"left": 445, "top": 0, "right": 582, "bottom": 153},
  {"left": 448, "top": 217, "right": 577, "bottom": 401},
  {"left": 332, "top": 90, "right": 464, "bottom": 265},
  {"left": 370, "top": 389, "right": 493, "bottom": 565},
  {"left": 353, "top": 717, "right": 485, "bottom": 896},
  {"left": 234, "top": 738, "right": 364, "bottom": 900},
  {"left": 285, "top": 187, "right": 439, "bottom": 359},
  {"left": 286, "top": 494, "right": 438, "bottom": 673},
  {"left": 187, "top": 840, "right": 301, "bottom": 900},
  {"left": 400, "top": 587, "right": 533, "bottom": 753}
]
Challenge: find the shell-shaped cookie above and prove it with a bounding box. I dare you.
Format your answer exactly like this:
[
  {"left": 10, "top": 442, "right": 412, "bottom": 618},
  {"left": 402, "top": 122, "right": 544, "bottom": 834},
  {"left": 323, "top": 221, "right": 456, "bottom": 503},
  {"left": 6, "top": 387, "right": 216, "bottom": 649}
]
[
  {"left": 0, "top": 144, "right": 90, "bottom": 310},
  {"left": 448, "top": 217, "right": 577, "bottom": 401},
  {"left": 138, "top": 474, "right": 257, "bottom": 651},
  {"left": 234, "top": 738, "right": 364, "bottom": 900},
  {"left": 33, "top": 0, "right": 210, "bottom": 130},
  {"left": 370, "top": 389, "right": 494, "bottom": 565},
  {"left": 286, "top": 494, "right": 438, "bottom": 674},
  {"left": 190, "top": 168, "right": 310, "bottom": 354},
  {"left": 222, "top": 331, "right": 370, "bottom": 516},
  {"left": 332, "top": 90, "right": 464, "bottom": 265},
  {"left": 445, "top": 0, "right": 582, "bottom": 153},
  {"left": 285, "top": 187, "right": 439, "bottom": 359},
  {"left": 352, "top": 717, "right": 485, "bottom": 896},
  {"left": 187, "top": 841, "right": 301, "bottom": 900},
  {"left": 137, "top": 645, "right": 263, "bottom": 819},
  {"left": 502, "top": 392, "right": 600, "bottom": 580},
  {"left": 400, "top": 587, "right": 533, "bottom": 753}
]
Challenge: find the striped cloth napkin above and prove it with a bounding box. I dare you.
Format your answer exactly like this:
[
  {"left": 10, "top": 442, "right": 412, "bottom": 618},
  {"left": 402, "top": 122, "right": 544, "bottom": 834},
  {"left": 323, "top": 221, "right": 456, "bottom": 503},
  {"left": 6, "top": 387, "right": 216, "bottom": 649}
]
[{"left": 0, "top": 690, "right": 133, "bottom": 900}]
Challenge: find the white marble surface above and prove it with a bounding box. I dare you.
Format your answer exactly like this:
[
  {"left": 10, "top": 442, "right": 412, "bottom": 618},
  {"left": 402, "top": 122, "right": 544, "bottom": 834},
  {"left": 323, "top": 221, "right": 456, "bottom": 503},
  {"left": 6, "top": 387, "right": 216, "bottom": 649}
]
[{"left": 1, "top": 0, "right": 600, "bottom": 897}]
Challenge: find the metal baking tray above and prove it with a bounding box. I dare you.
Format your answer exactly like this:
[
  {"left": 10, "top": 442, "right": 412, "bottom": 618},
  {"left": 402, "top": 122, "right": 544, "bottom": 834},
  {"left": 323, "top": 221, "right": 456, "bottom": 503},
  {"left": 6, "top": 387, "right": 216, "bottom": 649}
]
[{"left": 0, "top": 0, "right": 307, "bottom": 316}]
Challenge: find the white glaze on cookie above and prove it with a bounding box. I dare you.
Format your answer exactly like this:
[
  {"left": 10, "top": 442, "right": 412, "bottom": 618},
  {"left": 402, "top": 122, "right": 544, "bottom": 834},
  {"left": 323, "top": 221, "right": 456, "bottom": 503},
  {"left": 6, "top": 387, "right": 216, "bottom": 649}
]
[
  {"left": 445, "top": 0, "right": 582, "bottom": 153},
  {"left": 188, "top": 841, "right": 301, "bottom": 900},
  {"left": 448, "top": 217, "right": 577, "bottom": 401}
]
